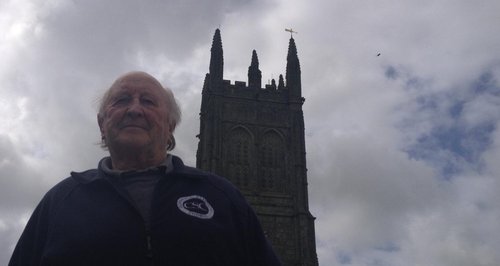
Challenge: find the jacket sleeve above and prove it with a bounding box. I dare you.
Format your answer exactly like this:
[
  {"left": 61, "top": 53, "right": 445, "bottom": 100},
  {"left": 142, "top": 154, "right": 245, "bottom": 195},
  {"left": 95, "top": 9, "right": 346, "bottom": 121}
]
[
  {"left": 245, "top": 206, "right": 282, "bottom": 266},
  {"left": 9, "top": 194, "right": 52, "bottom": 266},
  {"left": 8, "top": 178, "right": 77, "bottom": 266}
]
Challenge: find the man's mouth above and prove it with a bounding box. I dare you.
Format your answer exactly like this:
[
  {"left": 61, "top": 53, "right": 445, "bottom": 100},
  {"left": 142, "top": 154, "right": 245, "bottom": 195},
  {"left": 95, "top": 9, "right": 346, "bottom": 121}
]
[{"left": 120, "top": 124, "right": 148, "bottom": 130}]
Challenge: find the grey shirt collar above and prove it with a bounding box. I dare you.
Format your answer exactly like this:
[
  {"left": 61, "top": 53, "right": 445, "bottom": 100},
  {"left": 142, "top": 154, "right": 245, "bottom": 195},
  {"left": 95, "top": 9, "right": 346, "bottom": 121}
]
[{"left": 100, "top": 154, "right": 174, "bottom": 177}]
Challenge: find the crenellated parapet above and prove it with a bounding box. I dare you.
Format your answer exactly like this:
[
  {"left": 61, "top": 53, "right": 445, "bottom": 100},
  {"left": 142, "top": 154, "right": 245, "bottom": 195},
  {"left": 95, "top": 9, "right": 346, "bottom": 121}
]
[{"left": 203, "top": 28, "right": 302, "bottom": 104}]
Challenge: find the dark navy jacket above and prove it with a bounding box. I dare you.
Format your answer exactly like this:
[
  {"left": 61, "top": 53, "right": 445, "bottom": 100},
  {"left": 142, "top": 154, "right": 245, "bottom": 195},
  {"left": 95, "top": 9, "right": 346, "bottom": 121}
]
[{"left": 9, "top": 156, "right": 281, "bottom": 266}]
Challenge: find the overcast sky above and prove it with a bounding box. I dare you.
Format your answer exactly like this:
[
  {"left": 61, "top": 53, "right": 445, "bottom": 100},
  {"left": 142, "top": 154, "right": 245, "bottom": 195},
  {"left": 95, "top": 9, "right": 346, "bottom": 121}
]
[{"left": 1, "top": 0, "right": 500, "bottom": 265}]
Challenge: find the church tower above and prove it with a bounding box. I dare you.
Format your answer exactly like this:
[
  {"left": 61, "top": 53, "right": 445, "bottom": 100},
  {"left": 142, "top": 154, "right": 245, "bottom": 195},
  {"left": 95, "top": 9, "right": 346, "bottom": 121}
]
[{"left": 197, "top": 29, "right": 318, "bottom": 266}]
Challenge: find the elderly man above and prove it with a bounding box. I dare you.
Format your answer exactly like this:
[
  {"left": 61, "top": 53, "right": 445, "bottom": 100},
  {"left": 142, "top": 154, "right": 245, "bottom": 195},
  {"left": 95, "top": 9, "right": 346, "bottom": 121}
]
[{"left": 9, "top": 71, "right": 281, "bottom": 266}]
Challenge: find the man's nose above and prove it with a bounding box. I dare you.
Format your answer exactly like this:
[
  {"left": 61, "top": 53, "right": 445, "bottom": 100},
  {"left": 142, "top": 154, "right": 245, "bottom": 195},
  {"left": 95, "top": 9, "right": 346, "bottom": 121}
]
[{"left": 126, "top": 99, "right": 144, "bottom": 117}]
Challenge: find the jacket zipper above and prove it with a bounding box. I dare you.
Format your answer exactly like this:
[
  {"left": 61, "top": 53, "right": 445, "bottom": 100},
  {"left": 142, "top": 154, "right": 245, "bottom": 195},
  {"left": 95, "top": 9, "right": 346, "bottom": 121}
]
[
  {"left": 146, "top": 231, "right": 153, "bottom": 259},
  {"left": 104, "top": 178, "right": 154, "bottom": 263}
]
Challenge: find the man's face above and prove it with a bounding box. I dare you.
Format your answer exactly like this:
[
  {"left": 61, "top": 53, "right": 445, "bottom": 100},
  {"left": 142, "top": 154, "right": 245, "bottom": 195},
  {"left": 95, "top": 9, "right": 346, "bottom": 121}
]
[{"left": 98, "top": 73, "right": 171, "bottom": 154}]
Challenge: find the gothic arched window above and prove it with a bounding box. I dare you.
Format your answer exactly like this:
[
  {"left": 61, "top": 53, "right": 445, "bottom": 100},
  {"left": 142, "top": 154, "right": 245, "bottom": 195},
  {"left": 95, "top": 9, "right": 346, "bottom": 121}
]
[
  {"left": 226, "top": 127, "right": 253, "bottom": 189},
  {"left": 259, "top": 131, "right": 286, "bottom": 193}
]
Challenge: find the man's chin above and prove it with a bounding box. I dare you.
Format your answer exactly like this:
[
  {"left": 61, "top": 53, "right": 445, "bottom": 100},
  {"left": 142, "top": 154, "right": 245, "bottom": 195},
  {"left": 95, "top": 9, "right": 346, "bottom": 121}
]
[{"left": 109, "top": 136, "right": 151, "bottom": 149}]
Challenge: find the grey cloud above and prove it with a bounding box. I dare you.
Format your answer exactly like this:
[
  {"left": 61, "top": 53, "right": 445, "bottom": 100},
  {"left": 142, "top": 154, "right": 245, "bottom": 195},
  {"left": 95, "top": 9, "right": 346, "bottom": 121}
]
[
  {"left": 0, "top": 134, "right": 50, "bottom": 266},
  {"left": 0, "top": 134, "right": 46, "bottom": 211},
  {"left": 385, "top": 66, "right": 399, "bottom": 80},
  {"left": 2, "top": 0, "right": 500, "bottom": 265},
  {"left": 394, "top": 66, "right": 500, "bottom": 177}
]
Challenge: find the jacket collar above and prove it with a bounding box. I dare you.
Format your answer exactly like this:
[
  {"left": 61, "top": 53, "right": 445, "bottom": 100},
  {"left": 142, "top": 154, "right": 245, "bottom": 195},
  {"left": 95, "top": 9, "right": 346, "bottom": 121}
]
[{"left": 70, "top": 155, "right": 207, "bottom": 184}]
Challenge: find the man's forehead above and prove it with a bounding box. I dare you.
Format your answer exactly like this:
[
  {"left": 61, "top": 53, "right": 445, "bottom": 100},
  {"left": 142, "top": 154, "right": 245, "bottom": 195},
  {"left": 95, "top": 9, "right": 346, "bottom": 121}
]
[
  {"left": 110, "top": 74, "right": 164, "bottom": 94},
  {"left": 116, "top": 73, "right": 162, "bottom": 87}
]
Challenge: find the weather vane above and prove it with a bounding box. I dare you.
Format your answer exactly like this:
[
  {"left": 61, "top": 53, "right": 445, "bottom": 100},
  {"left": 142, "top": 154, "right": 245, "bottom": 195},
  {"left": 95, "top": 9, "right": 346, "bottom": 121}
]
[{"left": 285, "top": 28, "right": 298, "bottom": 38}]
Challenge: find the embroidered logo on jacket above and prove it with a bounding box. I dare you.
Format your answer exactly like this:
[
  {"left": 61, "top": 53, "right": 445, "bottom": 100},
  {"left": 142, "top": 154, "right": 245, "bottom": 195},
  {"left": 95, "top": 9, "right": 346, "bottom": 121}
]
[{"left": 177, "top": 195, "right": 214, "bottom": 219}]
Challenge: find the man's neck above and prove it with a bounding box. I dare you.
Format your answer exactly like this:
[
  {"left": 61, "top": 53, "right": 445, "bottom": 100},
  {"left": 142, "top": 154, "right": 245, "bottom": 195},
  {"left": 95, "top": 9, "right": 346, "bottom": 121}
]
[{"left": 108, "top": 149, "right": 166, "bottom": 171}]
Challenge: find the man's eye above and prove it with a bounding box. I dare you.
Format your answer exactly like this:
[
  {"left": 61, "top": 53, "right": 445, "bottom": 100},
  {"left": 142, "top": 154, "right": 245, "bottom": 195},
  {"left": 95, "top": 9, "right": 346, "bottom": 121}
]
[
  {"left": 112, "top": 97, "right": 130, "bottom": 106},
  {"left": 141, "top": 98, "right": 156, "bottom": 106}
]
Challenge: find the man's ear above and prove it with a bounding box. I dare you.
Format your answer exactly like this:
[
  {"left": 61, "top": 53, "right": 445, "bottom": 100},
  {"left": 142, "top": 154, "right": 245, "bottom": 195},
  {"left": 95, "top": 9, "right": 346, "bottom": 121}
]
[
  {"left": 97, "top": 114, "right": 104, "bottom": 134},
  {"left": 169, "top": 120, "right": 176, "bottom": 134}
]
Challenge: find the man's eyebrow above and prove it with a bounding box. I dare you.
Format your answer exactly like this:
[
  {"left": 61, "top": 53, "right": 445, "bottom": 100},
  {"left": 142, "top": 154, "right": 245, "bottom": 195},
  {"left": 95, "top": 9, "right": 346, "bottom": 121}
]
[
  {"left": 111, "top": 93, "right": 130, "bottom": 99},
  {"left": 140, "top": 92, "right": 160, "bottom": 99}
]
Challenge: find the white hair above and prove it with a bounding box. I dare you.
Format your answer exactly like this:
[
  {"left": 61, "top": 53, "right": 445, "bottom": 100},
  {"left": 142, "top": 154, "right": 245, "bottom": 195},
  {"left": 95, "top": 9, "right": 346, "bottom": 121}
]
[{"left": 97, "top": 72, "right": 182, "bottom": 151}]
